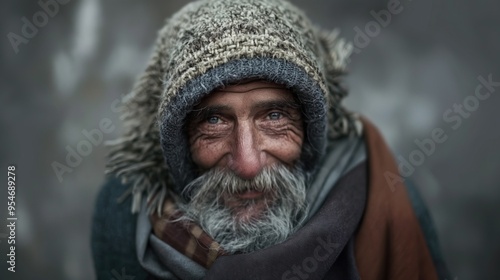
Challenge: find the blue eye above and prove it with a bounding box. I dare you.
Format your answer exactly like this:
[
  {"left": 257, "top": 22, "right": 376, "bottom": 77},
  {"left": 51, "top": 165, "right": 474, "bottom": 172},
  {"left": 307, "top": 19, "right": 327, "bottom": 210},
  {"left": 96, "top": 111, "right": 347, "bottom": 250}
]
[
  {"left": 268, "top": 112, "right": 282, "bottom": 120},
  {"left": 207, "top": 116, "right": 220, "bottom": 124}
]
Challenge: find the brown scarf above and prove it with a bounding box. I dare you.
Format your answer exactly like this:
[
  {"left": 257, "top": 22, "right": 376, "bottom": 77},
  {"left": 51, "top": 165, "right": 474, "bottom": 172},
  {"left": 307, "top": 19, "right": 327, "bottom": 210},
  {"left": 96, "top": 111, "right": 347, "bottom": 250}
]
[{"left": 149, "top": 197, "right": 227, "bottom": 268}]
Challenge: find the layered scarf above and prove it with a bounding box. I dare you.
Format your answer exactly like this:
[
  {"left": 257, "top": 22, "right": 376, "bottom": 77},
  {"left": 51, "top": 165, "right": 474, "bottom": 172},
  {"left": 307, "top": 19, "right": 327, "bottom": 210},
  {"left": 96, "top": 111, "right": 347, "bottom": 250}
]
[
  {"left": 139, "top": 123, "right": 366, "bottom": 279},
  {"left": 145, "top": 160, "right": 367, "bottom": 280},
  {"left": 138, "top": 119, "right": 441, "bottom": 280},
  {"left": 147, "top": 127, "right": 366, "bottom": 271}
]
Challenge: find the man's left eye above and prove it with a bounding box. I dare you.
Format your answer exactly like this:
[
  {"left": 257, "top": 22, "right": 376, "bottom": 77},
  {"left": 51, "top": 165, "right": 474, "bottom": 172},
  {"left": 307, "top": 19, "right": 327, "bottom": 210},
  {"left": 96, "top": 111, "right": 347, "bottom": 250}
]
[
  {"left": 207, "top": 116, "right": 221, "bottom": 124},
  {"left": 267, "top": 112, "right": 283, "bottom": 120}
]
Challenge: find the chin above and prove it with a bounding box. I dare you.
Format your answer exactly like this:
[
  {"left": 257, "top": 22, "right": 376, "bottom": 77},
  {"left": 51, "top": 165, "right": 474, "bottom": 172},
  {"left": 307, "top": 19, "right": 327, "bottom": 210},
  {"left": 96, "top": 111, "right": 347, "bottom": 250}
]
[{"left": 229, "top": 198, "right": 270, "bottom": 224}]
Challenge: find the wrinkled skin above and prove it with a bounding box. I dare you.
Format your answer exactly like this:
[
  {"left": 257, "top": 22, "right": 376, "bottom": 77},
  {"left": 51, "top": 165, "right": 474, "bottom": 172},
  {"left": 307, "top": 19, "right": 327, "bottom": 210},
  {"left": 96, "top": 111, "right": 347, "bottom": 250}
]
[{"left": 187, "top": 80, "right": 304, "bottom": 221}]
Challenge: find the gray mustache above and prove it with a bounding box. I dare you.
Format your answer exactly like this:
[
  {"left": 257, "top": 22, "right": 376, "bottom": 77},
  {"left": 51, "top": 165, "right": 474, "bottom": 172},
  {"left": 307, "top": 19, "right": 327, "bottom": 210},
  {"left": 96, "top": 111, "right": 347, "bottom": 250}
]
[{"left": 182, "top": 164, "right": 301, "bottom": 200}]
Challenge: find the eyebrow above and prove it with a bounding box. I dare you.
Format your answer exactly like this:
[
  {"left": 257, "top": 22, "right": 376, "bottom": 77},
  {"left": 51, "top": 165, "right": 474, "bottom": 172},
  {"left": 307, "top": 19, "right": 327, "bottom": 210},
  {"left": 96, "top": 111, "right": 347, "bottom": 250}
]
[{"left": 189, "top": 105, "right": 233, "bottom": 123}]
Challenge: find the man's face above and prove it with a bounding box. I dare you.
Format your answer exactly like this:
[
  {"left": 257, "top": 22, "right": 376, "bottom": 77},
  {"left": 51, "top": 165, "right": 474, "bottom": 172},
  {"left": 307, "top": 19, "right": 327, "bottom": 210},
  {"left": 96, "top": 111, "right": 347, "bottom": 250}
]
[
  {"left": 183, "top": 80, "right": 307, "bottom": 253},
  {"left": 188, "top": 80, "right": 304, "bottom": 216},
  {"left": 188, "top": 80, "right": 304, "bottom": 172}
]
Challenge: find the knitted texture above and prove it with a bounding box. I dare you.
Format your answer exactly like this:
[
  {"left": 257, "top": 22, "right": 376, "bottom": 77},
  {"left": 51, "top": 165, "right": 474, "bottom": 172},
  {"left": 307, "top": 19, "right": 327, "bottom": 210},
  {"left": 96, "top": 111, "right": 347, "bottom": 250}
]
[{"left": 106, "top": 0, "right": 357, "bottom": 213}]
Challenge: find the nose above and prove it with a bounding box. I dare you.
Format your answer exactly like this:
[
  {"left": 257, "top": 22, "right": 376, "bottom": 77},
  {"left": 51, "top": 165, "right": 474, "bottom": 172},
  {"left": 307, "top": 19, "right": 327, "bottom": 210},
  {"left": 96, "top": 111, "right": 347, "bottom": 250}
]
[{"left": 229, "top": 122, "right": 265, "bottom": 180}]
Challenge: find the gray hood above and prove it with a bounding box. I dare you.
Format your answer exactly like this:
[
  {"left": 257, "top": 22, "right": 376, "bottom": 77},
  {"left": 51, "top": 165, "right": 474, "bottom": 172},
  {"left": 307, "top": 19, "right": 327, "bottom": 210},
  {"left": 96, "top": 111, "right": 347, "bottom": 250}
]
[{"left": 106, "top": 0, "right": 358, "bottom": 214}]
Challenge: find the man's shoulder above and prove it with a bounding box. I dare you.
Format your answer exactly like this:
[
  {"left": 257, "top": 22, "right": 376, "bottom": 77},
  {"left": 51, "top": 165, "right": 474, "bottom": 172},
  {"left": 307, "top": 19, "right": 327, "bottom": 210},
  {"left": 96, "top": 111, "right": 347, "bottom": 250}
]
[
  {"left": 92, "top": 177, "right": 136, "bottom": 240},
  {"left": 91, "top": 177, "right": 148, "bottom": 279}
]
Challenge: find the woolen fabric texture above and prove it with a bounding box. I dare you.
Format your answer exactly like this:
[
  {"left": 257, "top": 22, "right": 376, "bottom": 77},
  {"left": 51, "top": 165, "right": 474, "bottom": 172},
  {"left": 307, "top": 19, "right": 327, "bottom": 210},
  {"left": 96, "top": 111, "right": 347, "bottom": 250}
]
[{"left": 105, "top": 0, "right": 356, "bottom": 213}]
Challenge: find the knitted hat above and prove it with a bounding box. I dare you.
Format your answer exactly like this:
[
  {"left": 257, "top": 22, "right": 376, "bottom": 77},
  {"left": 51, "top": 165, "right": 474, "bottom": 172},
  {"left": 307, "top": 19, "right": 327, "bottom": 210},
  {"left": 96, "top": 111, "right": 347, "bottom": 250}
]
[{"left": 107, "top": 0, "right": 356, "bottom": 213}]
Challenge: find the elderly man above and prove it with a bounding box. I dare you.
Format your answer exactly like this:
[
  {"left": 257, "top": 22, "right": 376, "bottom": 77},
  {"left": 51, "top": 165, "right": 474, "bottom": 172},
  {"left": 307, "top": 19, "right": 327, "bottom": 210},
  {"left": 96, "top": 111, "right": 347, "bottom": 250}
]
[{"left": 92, "top": 0, "right": 450, "bottom": 279}]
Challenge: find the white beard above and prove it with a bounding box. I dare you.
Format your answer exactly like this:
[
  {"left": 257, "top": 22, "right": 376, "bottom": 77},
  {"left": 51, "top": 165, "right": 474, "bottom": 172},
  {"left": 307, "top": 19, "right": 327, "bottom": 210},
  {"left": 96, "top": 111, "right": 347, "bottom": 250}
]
[{"left": 177, "top": 164, "right": 308, "bottom": 253}]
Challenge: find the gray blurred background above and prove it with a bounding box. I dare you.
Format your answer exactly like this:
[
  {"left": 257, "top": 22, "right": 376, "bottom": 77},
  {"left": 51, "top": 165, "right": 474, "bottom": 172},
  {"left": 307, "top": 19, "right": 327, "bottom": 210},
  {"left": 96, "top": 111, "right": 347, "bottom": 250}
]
[{"left": 1, "top": 0, "right": 499, "bottom": 279}]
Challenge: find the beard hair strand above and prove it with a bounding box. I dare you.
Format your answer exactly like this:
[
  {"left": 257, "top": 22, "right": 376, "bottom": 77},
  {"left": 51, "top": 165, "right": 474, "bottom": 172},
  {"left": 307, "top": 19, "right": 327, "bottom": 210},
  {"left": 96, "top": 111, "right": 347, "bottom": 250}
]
[{"left": 175, "top": 164, "right": 308, "bottom": 254}]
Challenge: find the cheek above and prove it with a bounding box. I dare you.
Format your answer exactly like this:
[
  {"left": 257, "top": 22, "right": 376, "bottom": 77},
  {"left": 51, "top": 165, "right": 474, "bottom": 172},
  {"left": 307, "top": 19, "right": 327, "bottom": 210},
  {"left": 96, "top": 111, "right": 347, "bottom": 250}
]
[
  {"left": 261, "top": 128, "right": 304, "bottom": 165},
  {"left": 190, "top": 139, "right": 229, "bottom": 170}
]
